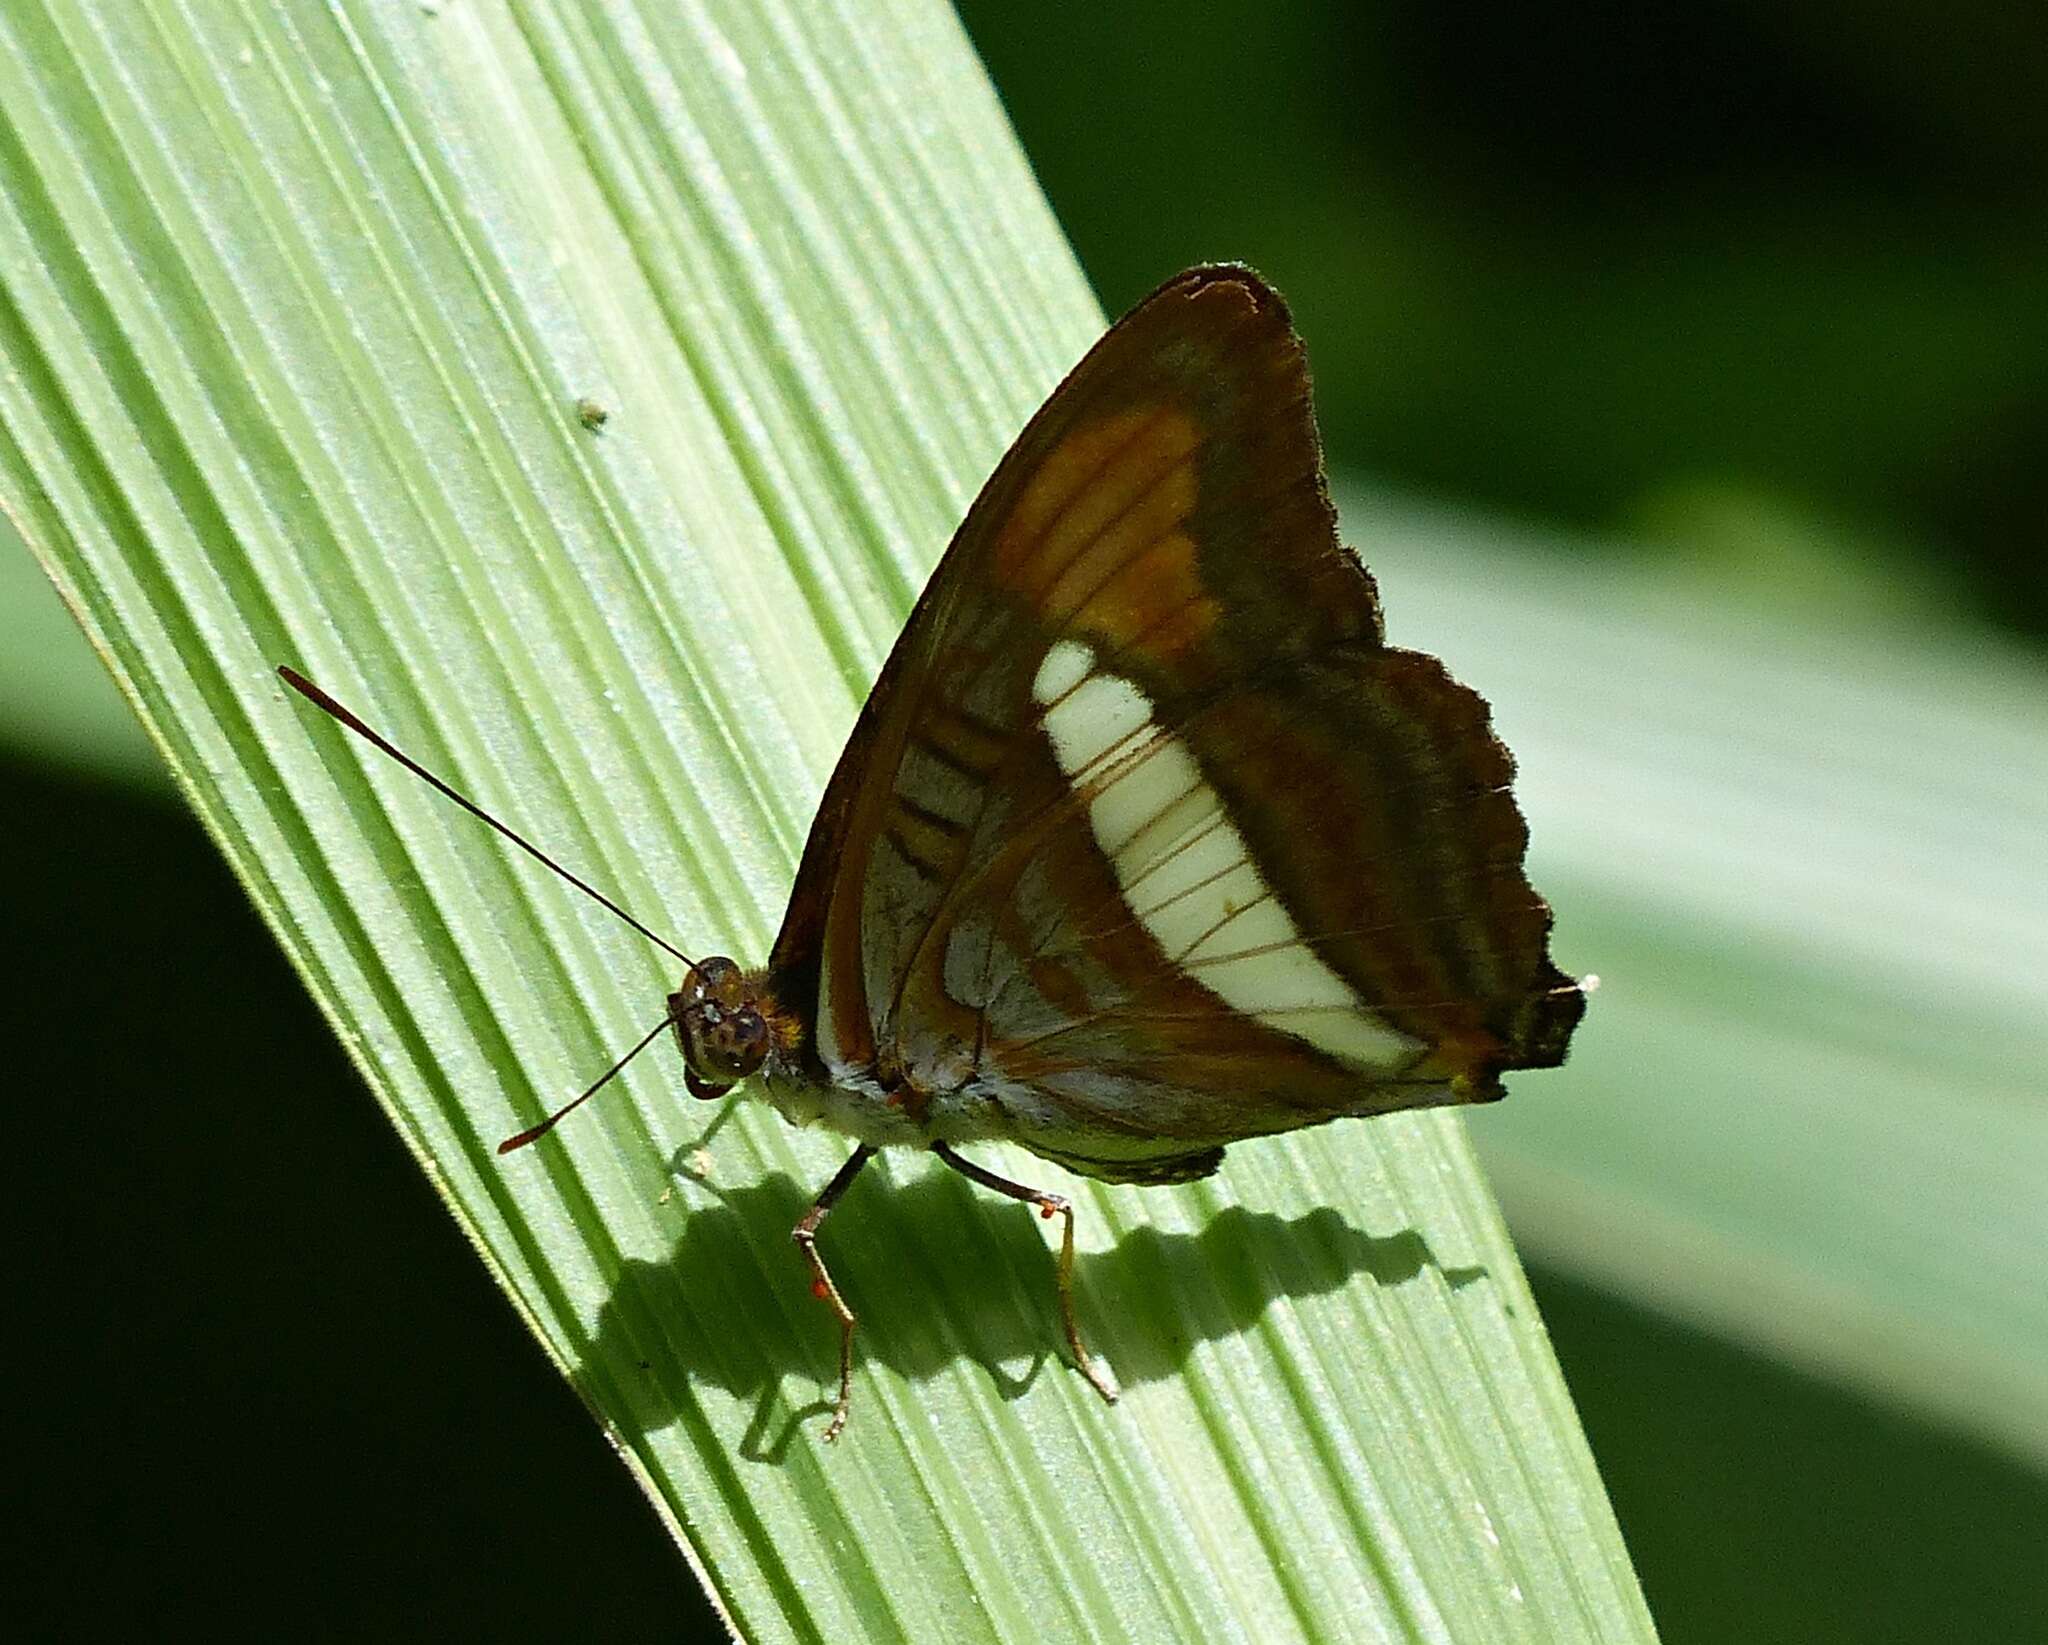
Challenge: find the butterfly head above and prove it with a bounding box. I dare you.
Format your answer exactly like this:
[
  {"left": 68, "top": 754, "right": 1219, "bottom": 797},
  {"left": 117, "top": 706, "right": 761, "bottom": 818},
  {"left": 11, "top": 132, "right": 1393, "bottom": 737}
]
[{"left": 669, "top": 956, "right": 772, "bottom": 1100}]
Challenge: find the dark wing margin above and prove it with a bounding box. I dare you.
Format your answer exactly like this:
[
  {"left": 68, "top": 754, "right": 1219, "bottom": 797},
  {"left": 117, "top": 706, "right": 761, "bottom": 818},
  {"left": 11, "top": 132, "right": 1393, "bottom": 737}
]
[{"left": 1020, "top": 1140, "right": 1228, "bottom": 1187}]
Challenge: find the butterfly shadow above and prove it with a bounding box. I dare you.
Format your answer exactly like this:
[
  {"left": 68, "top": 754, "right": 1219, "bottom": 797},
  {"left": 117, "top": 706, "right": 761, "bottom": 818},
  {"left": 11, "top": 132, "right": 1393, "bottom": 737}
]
[{"left": 579, "top": 1150, "right": 1486, "bottom": 1463}]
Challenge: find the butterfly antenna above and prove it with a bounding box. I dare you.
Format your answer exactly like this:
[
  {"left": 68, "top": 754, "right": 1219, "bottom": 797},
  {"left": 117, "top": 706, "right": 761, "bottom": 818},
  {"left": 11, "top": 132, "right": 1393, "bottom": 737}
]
[
  {"left": 278, "top": 666, "right": 695, "bottom": 969},
  {"left": 498, "top": 1017, "right": 672, "bottom": 1154}
]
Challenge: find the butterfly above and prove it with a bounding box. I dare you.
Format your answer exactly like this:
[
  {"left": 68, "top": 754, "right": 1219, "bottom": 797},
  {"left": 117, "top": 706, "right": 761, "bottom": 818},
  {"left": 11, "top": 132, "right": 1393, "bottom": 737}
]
[{"left": 282, "top": 265, "right": 1586, "bottom": 1441}]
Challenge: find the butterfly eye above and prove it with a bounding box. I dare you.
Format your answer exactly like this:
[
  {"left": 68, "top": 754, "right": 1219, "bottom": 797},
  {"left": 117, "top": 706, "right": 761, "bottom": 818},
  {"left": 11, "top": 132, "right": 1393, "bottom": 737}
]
[
  {"left": 719, "top": 1006, "right": 769, "bottom": 1077},
  {"left": 676, "top": 954, "right": 743, "bottom": 1008},
  {"left": 675, "top": 990, "right": 769, "bottom": 1089}
]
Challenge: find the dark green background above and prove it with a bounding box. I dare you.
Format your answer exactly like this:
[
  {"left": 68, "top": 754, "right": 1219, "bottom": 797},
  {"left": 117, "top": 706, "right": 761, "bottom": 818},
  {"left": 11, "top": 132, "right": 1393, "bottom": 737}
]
[{"left": 14, "top": 2, "right": 2047, "bottom": 1638}]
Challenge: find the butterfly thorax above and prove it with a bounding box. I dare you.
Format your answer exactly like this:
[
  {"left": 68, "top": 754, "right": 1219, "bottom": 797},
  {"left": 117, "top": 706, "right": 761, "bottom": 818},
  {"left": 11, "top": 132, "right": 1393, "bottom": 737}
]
[{"left": 744, "top": 974, "right": 1043, "bottom": 1155}]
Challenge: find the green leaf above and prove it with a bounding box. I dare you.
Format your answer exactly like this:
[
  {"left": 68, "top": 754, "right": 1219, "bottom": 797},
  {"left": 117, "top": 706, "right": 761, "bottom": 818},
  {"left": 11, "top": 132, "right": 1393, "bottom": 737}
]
[{"left": 0, "top": 5, "right": 1651, "bottom": 1642}]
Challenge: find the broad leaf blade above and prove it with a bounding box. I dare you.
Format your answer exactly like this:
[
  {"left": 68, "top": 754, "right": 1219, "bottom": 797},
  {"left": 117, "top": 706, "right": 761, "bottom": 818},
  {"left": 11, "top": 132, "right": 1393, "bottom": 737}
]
[{"left": 0, "top": 4, "right": 1652, "bottom": 1641}]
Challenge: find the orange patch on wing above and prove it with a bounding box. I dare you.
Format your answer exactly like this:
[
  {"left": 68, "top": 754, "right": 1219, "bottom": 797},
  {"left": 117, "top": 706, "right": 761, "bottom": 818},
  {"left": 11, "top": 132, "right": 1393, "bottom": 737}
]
[
  {"left": 996, "top": 409, "right": 1219, "bottom": 656},
  {"left": 1079, "top": 530, "right": 1220, "bottom": 657}
]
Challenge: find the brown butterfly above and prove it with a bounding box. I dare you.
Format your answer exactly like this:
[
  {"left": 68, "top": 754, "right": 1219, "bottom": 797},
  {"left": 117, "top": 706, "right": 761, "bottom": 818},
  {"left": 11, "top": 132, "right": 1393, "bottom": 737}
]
[{"left": 283, "top": 266, "right": 1585, "bottom": 1441}]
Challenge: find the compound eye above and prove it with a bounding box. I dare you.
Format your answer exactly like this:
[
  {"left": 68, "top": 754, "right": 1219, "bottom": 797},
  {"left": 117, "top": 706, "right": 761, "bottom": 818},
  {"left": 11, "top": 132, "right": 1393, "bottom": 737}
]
[
  {"left": 686, "top": 999, "right": 767, "bottom": 1084},
  {"left": 677, "top": 955, "right": 740, "bottom": 1008},
  {"left": 720, "top": 1006, "right": 769, "bottom": 1078}
]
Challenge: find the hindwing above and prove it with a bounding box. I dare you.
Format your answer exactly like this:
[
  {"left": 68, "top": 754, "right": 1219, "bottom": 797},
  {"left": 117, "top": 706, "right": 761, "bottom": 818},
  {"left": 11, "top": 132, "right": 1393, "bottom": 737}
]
[{"left": 768, "top": 266, "right": 1582, "bottom": 1182}]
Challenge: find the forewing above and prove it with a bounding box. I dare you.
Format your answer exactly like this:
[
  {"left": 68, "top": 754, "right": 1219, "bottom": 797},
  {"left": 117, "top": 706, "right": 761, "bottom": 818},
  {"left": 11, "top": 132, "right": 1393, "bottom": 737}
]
[{"left": 769, "top": 267, "right": 1582, "bottom": 1180}]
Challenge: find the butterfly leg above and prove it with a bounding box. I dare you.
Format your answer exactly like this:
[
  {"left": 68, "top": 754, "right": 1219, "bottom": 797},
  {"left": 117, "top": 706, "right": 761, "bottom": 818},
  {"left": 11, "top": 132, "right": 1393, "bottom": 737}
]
[
  {"left": 929, "top": 1142, "right": 1119, "bottom": 1407},
  {"left": 792, "top": 1144, "right": 876, "bottom": 1442}
]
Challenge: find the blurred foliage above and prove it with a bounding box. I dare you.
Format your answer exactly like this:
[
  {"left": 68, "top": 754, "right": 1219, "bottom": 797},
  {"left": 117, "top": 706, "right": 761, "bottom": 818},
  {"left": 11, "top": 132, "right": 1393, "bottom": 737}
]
[
  {"left": 0, "top": 514, "right": 155, "bottom": 784},
  {"left": 957, "top": 0, "right": 2048, "bottom": 637}
]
